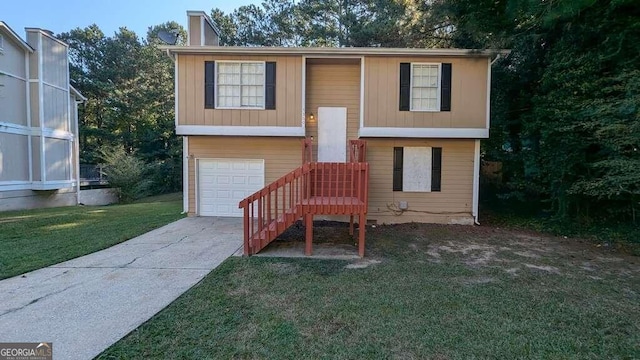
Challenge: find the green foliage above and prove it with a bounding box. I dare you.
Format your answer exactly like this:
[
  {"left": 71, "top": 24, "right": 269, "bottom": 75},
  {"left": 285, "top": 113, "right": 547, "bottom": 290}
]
[
  {"left": 57, "top": 23, "right": 184, "bottom": 195},
  {"left": 100, "top": 147, "right": 151, "bottom": 203},
  {"left": 211, "top": 0, "right": 435, "bottom": 47},
  {"left": 439, "top": 0, "right": 640, "bottom": 225}
]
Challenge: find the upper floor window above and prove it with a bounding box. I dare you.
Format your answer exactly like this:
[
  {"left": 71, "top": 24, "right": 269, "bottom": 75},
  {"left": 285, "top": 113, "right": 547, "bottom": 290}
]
[
  {"left": 0, "top": 35, "right": 4, "bottom": 53},
  {"left": 205, "top": 61, "right": 275, "bottom": 110},
  {"left": 399, "top": 62, "right": 451, "bottom": 112},
  {"left": 410, "top": 63, "right": 440, "bottom": 111},
  {"left": 217, "top": 61, "right": 265, "bottom": 109}
]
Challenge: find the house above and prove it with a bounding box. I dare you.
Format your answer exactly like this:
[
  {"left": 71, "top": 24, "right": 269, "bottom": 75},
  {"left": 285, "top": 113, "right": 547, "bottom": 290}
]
[
  {"left": 0, "top": 22, "right": 85, "bottom": 211},
  {"left": 163, "top": 11, "right": 507, "bottom": 256}
]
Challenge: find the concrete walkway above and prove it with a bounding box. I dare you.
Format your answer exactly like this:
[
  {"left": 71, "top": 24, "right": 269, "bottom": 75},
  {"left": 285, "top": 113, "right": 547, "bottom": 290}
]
[{"left": 0, "top": 217, "right": 243, "bottom": 360}]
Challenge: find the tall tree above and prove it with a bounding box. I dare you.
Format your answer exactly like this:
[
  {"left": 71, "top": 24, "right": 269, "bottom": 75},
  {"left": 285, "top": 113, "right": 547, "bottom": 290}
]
[
  {"left": 433, "top": 0, "right": 640, "bottom": 222},
  {"left": 58, "top": 22, "right": 187, "bottom": 193}
]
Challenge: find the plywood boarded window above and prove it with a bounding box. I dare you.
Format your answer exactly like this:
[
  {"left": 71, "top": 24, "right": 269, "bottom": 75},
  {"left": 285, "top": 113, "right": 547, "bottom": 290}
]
[{"left": 393, "top": 147, "right": 442, "bottom": 192}]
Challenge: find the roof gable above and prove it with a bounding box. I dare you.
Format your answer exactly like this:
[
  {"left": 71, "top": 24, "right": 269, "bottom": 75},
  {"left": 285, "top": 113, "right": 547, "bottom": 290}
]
[{"left": 0, "top": 21, "right": 34, "bottom": 52}]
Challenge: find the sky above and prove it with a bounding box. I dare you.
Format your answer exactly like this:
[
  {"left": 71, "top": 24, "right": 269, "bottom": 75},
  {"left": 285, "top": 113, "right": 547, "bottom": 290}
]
[{"left": 2, "top": 0, "right": 258, "bottom": 39}]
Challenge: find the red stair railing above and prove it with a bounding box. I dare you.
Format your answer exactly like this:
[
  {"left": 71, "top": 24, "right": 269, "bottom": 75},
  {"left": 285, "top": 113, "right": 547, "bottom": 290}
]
[{"left": 239, "top": 138, "right": 369, "bottom": 256}]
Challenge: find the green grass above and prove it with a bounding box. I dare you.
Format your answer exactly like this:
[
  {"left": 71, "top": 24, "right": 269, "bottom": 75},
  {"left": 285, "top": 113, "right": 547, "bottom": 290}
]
[
  {"left": 0, "top": 193, "right": 184, "bottom": 279},
  {"left": 99, "top": 223, "right": 640, "bottom": 359}
]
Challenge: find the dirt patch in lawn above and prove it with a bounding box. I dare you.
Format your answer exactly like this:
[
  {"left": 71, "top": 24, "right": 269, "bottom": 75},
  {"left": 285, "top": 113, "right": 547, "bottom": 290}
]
[
  {"left": 265, "top": 220, "right": 639, "bottom": 278},
  {"left": 365, "top": 223, "right": 640, "bottom": 278}
]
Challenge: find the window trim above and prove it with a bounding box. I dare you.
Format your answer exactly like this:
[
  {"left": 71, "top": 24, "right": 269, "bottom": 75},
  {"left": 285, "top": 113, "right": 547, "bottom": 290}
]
[
  {"left": 409, "top": 62, "right": 441, "bottom": 112},
  {"left": 214, "top": 60, "right": 266, "bottom": 110},
  {"left": 0, "top": 34, "right": 4, "bottom": 53}
]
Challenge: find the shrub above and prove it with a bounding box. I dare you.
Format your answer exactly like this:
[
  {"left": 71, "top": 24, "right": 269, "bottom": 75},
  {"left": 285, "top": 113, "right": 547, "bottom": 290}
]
[{"left": 100, "top": 147, "right": 151, "bottom": 203}]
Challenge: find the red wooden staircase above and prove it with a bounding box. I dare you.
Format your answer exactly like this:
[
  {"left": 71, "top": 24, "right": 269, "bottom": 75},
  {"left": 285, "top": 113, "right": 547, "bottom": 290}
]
[{"left": 239, "top": 139, "right": 369, "bottom": 256}]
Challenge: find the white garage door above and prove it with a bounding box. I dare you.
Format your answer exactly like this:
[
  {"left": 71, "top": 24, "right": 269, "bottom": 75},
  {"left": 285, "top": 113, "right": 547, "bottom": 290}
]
[{"left": 198, "top": 159, "right": 264, "bottom": 217}]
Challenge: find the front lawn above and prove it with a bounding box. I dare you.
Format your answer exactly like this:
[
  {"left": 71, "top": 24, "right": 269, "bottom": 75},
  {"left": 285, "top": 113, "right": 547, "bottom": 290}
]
[
  {"left": 0, "top": 193, "right": 184, "bottom": 279},
  {"left": 99, "top": 223, "right": 640, "bottom": 359}
]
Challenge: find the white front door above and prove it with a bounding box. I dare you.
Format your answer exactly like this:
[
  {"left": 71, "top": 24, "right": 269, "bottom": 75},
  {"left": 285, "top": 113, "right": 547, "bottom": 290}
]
[
  {"left": 317, "top": 107, "right": 347, "bottom": 162},
  {"left": 198, "top": 159, "right": 264, "bottom": 217}
]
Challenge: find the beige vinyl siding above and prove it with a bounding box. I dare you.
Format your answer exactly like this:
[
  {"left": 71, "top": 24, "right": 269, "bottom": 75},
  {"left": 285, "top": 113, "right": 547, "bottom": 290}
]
[
  {"left": 187, "top": 136, "right": 475, "bottom": 224},
  {"left": 0, "top": 75, "right": 28, "bottom": 126},
  {"left": 0, "top": 31, "right": 27, "bottom": 78},
  {"left": 366, "top": 138, "right": 475, "bottom": 224},
  {"left": 0, "top": 33, "right": 28, "bottom": 126},
  {"left": 0, "top": 133, "right": 29, "bottom": 181},
  {"left": 31, "top": 136, "right": 41, "bottom": 181},
  {"left": 29, "top": 83, "right": 40, "bottom": 127},
  {"left": 178, "top": 55, "right": 303, "bottom": 128},
  {"left": 364, "top": 56, "right": 488, "bottom": 129},
  {"left": 44, "top": 138, "right": 71, "bottom": 181},
  {"left": 305, "top": 61, "right": 360, "bottom": 159},
  {"left": 189, "top": 16, "right": 201, "bottom": 46},
  {"left": 42, "top": 84, "right": 69, "bottom": 131},
  {"left": 27, "top": 32, "right": 39, "bottom": 79},
  {"left": 187, "top": 136, "right": 301, "bottom": 215},
  {"left": 41, "top": 35, "right": 68, "bottom": 88}
]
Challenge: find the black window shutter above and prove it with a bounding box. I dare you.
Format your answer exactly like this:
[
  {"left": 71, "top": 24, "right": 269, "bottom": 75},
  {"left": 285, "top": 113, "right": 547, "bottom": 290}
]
[
  {"left": 399, "top": 63, "right": 411, "bottom": 111},
  {"left": 265, "top": 62, "right": 276, "bottom": 110},
  {"left": 431, "top": 147, "right": 442, "bottom": 191},
  {"left": 393, "top": 147, "right": 404, "bottom": 191},
  {"left": 440, "top": 63, "right": 452, "bottom": 111},
  {"left": 204, "top": 61, "right": 215, "bottom": 109}
]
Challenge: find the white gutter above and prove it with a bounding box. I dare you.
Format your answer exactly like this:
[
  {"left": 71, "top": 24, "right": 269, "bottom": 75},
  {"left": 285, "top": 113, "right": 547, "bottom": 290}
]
[{"left": 161, "top": 46, "right": 511, "bottom": 58}]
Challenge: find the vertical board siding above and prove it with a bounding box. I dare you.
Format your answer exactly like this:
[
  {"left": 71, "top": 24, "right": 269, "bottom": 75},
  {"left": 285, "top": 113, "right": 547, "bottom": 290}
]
[
  {"left": 0, "top": 32, "right": 27, "bottom": 77},
  {"left": 364, "top": 56, "right": 487, "bottom": 129},
  {"left": 44, "top": 138, "right": 71, "bottom": 181},
  {"left": 178, "top": 55, "right": 303, "bottom": 128},
  {"left": 187, "top": 137, "right": 475, "bottom": 224},
  {"left": 366, "top": 138, "right": 475, "bottom": 224},
  {"left": 305, "top": 61, "right": 361, "bottom": 159},
  {"left": 41, "top": 36, "right": 68, "bottom": 88},
  {"left": 0, "top": 133, "right": 29, "bottom": 181},
  {"left": 188, "top": 16, "right": 201, "bottom": 46},
  {"left": 31, "top": 136, "right": 41, "bottom": 181},
  {"left": 187, "top": 136, "right": 301, "bottom": 214},
  {"left": 42, "top": 85, "right": 69, "bottom": 131},
  {"left": 0, "top": 76, "right": 28, "bottom": 125}
]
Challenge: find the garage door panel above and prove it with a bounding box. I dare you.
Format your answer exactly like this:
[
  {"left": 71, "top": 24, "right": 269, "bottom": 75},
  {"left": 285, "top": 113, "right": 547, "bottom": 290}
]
[
  {"left": 198, "top": 159, "right": 264, "bottom": 217},
  {"left": 232, "top": 162, "right": 248, "bottom": 170},
  {"left": 248, "top": 176, "right": 263, "bottom": 185},
  {"left": 216, "top": 176, "right": 231, "bottom": 185}
]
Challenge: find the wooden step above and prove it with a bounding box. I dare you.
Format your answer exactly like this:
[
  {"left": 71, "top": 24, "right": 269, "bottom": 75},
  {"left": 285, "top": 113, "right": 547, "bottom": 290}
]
[{"left": 249, "top": 207, "right": 301, "bottom": 253}]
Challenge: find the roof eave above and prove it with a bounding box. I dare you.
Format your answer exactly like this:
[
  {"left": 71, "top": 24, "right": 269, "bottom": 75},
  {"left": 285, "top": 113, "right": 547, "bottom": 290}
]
[
  {"left": 160, "top": 46, "right": 510, "bottom": 57},
  {"left": 70, "top": 85, "right": 87, "bottom": 102},
  {"left": 0, "top": 22, "right": 35, "bottom": 52}
]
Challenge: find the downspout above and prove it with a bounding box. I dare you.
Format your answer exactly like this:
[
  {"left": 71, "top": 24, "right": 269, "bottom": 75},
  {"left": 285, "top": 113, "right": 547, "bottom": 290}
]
[
  {"left": 165, "top": 48, "right": 176, "bottom": 61},
  {"left": 490, "top": 53, "right": 502, "bottom": 65}
]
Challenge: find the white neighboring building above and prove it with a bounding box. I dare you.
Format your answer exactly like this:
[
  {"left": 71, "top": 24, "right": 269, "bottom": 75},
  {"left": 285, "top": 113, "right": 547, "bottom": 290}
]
[{"left": 0, "top": 21, "right": 85, "bottom": 211}]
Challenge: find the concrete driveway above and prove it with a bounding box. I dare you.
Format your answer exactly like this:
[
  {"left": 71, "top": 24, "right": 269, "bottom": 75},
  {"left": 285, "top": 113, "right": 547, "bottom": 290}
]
[{"left": 0, "top": 217, "right": 243, "bottom": 360}]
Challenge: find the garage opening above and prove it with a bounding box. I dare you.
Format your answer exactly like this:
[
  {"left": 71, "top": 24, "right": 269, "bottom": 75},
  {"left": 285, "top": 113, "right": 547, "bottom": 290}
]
[{"left": 197, "top": 159, "right": 264, "bottom": 217}]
